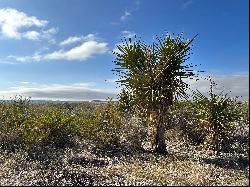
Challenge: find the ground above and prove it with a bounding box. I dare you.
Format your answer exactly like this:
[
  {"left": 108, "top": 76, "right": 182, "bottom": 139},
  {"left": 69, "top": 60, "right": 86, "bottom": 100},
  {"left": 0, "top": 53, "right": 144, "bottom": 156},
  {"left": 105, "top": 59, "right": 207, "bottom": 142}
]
[{"left": 0, "top": 137, "right": 248, "bottom": 186}]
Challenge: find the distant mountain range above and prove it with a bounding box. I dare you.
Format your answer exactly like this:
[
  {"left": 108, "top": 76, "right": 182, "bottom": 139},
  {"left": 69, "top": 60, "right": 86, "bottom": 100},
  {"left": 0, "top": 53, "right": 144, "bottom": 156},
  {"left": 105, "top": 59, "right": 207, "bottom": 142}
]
[{"left": 0, "top": 99, "right": 110, "bottom": 104}]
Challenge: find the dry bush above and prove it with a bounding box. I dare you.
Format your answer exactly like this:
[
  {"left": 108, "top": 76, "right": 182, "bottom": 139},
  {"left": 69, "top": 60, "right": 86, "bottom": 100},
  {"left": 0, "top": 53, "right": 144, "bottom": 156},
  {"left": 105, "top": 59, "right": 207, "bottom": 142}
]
[
  {"left": 120, "top": 114, "right": 148, "bottom": 152},
  {"left": 168, "top": 101, "right": 206, "bottom": 145}
]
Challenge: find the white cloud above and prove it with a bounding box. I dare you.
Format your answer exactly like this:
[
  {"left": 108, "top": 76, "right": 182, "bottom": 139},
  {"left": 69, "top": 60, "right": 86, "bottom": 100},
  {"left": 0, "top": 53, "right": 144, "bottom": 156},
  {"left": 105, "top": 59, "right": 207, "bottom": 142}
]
[
  {"left": 112, "top": 31, "right": 136, "bottom": 54},
  {"left": 9, "top": 39, "right": 109, "bottom": 62},
  {"left": 112, "top": 41, "right": 133, "bottom": 55},
  {"left": 60, "top": 36, "right": 83, "bottom": 46},
  {"left": 105, "top": 74, "right": 249, "bottom": 101},
  {"left": 23, "top": 30, "right": 41, "bottom": 40},
  {"left": 122, "top": 30, "right": 136, "bottom": 38},
  {"left": 42, "top": 27, "right": 58, "bottom": 40},
  {"left": 0, "top": 74, "right": 248, "bottom": 101},
  {"left": 45, "top": 40, "right": 108, "bottom": 61},
  {"left": 7, "top": 54, "right": 42, "bottom": 62},
  {"left": 20, "top": 81, "right": 30, "bottom": 84},
  {"left": 0, "top": 8, "right": 48, "bottom": 40},
  {"left": 83, "top": 33, "right": 98, "bottom": 41},
  {"left": 120, "top": 11, "right": 131, "bottom": 21},
  {"left": 59, "top": 34, "right": 98, "bottom": 46},
  {"left": 111, "top": 1, "right": 140, "bottom": 25},
  {"left": 0, "top": 82, "right": 118, "bottom": 101},
  {"left": 43, "top": 27, "right": 58, "bottom": 36},
  {"left": 112, "top": 42, "right": 123, "bottom": 55},
  {"left": 104, "top": 74, "right": 249, "bottom": 101}
]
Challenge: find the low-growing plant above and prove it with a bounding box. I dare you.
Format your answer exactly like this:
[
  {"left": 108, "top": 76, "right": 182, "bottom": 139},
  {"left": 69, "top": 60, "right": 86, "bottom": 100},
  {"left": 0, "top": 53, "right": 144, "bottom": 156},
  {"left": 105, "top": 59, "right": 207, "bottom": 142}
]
[
  {"left": 119, "top": 114, "right": 148, "bottom": 152},
  {"left": 168, "top": 100, "right": 206, "bottom": 145},
  {"left": 0, "top": 96, "right": 31, "bottom": 132},
  {"left": 22, "top": 106, "right": 78, "bottom": 149},
  {"left": 192, "top": 78, "right": 242, "bottom": 153},
  {"left": 237, "top": 101, "right": 249, "bottom": 132},
  {"left": 0, "top": 96, "right": 31, "bottom": 150},
  {"left": 77, "top": 99, "right": 123, "bottom": 150}
]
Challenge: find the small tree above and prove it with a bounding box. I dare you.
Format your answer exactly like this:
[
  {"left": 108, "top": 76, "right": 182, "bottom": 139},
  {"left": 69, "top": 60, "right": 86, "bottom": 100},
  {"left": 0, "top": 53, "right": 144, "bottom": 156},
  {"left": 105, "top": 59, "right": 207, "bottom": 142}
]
[{"left": 113, "top": 33, "right": 199, "bottom": 154}]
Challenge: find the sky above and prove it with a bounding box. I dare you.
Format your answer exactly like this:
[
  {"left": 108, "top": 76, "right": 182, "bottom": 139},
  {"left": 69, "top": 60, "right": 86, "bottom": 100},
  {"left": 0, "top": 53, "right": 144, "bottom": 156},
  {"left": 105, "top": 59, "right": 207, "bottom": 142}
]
[{"left": 0, "top": 0, "right": 249, "bottom": 101}]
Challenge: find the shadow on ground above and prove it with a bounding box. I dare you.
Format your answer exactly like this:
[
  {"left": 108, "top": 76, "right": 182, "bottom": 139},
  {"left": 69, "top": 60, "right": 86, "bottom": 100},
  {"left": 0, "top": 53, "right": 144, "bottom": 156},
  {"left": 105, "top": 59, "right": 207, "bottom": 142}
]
[{"left": 201, "top": 155, "right": 249, "bottom": 171}]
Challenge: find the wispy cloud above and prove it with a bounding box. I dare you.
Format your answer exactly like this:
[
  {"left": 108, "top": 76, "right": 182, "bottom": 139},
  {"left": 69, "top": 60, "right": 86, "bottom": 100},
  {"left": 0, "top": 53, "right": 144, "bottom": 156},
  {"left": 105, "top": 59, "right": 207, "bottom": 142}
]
[
  {"left": 112, "top": 42, "right": 125, "bottom": 55},
  {"left": 0, "top": 74, "right": 248, "bottom": 101},
  {"left": 23, "top": 30, "right": 41, "bottom": 40},
  {"left": 122, "top": 30, "right": 136, "bottom": 38},
  {"left": 42, "top": 27, "right": 58, "bottom": 40},
  {"left": 105, "top": 78, "right": 119, "bottom": 83},
  {"left": 60, "top": 36, "right": 83, "bottom": 46},
  {"left": 7, "top": 54, "right": 42, "bottom": 62},
  {"left": 59, "top": 34, "right": 98, "bottom": 46},
  {"left": 120, "top": 11, "right": 131, "bottom": 21},
  {"left": 0, "top": 8, "right": 56, "bottom": 41},
  {"left": 181, "top": 0, "right": 193, "bottom": 10},
  {"left": 0, "top": 82, "right": 118, "bottom": 101},
  {"left": 20, "top": 81, "right": 30, "bottom": 84},
  {"left": 111, "top": 1, "right": 140, "bottom": 25}
]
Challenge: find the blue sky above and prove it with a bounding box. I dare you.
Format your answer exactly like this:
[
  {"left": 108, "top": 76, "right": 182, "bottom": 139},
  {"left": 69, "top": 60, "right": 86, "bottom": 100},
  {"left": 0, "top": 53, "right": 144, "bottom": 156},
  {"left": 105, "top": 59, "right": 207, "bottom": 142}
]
[{"left": 0, "top": 0, "right": 249, "bottom": 101}]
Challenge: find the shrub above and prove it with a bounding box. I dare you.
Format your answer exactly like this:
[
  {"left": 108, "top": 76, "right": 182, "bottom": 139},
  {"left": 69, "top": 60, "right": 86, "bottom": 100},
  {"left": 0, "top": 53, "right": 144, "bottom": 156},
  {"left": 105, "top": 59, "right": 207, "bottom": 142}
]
[
  {"left": 192, "top": 82, "right": 242, "bottom": 153},
  {"left": 0, "top": 96, "right": 31, "bottom": 151},
  {"left": 168, "top": 101, "right": 207, "bottom": 145},
  {"left": 229, "top": 101, "right": 249, "bottom": 153},
  {"left": 120, "top": 113, "right": 148, "bottom": 152},
  {"left": 77, "top": 99, "right": 123, "bottom": 150},
  {"left": 22, "top": 106, "right": 78, "bottom": 149}
]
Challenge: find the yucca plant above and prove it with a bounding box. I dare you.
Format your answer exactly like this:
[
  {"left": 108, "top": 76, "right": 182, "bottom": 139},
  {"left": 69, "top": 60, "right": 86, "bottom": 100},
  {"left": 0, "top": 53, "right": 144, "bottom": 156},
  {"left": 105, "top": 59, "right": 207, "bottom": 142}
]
[
  {"left": 192, "top": 77, "right": 241, "bottom": 153},
  {"left": 113, "top": 33, "right": 200, "bottom": 154}
]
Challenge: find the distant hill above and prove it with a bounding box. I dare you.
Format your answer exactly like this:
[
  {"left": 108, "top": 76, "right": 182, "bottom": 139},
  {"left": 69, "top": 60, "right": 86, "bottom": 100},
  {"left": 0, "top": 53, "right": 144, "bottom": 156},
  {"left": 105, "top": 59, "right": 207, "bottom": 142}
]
[{"left": 0, "top": 99, "right": 115, "bottom": 104}]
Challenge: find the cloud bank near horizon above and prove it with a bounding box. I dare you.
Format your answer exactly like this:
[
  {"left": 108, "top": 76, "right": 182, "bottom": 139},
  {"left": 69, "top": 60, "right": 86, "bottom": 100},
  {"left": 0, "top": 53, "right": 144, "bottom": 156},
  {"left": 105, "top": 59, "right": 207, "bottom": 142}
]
[
  {"left": 0, "top": 74, "right": 248, "bottom": 101},
  {"left": 0, "top": 82, "right": 118, "bottom": 101}
]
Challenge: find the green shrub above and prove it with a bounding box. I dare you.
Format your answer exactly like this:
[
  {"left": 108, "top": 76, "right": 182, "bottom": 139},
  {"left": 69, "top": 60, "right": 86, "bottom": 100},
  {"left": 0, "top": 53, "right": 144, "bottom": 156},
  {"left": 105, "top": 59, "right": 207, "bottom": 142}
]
[
  {"left": 22, "top": 106, "right": 78, "bottom": 149},
  {"left": 72, "top": 102, "right": 97, "bottom": 118},
  {"left": 0, "top": 96, "right": 31, "bottom": 150},
  {"left": 0, "top": 96, "right": 31, "bottom": 132},
  {"left": 77, "top": 99, "right": 123, "bottom": 149}
]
